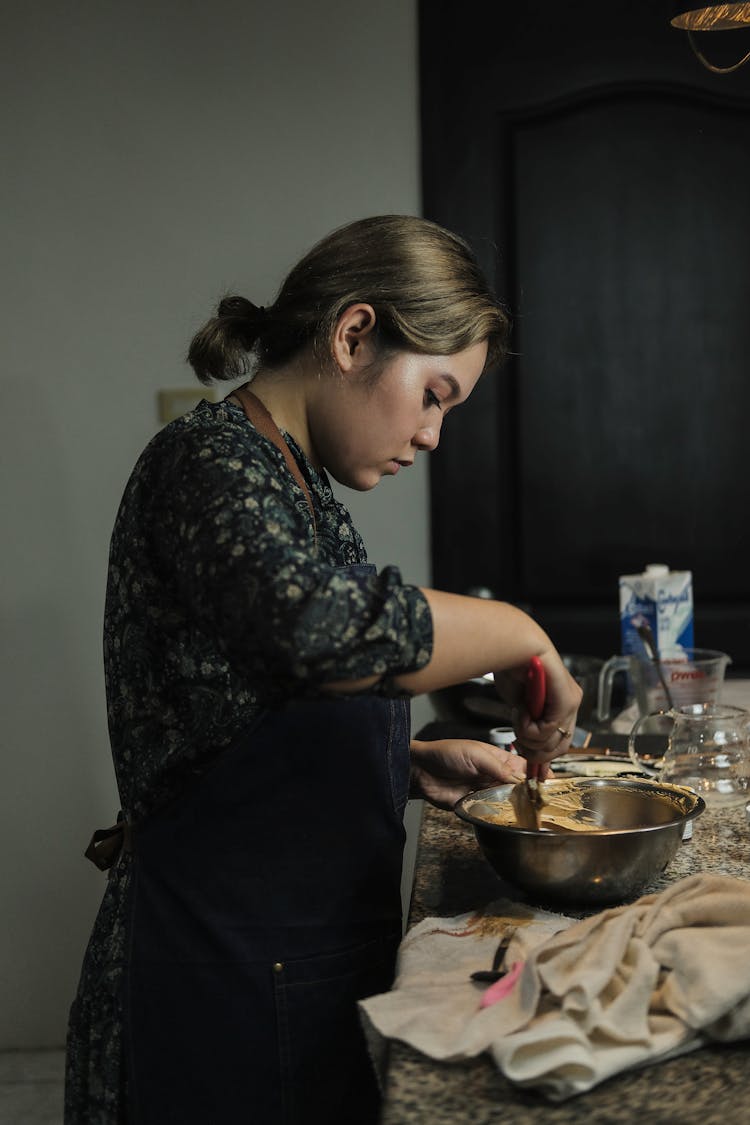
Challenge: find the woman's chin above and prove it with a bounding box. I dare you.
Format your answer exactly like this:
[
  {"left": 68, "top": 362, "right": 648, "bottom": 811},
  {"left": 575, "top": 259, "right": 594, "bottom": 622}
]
[{"left": 330, "top": 467, "right": 380, "bottom": 492}]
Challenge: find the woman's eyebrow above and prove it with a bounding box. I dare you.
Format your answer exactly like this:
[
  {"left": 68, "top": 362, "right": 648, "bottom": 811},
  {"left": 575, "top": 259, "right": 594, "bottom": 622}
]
[{"left": 439, "top": 374, "right": 462, "bottom": 400}]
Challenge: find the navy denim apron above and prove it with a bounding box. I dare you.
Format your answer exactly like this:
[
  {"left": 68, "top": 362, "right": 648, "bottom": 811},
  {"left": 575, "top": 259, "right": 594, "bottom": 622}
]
[{"left": 122, "top": 566, "right": 410, "bottom": 1124}]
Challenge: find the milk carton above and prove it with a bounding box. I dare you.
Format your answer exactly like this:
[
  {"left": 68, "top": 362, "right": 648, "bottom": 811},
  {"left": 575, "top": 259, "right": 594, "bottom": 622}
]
[{"left": 619, "top": 564, "right": 694, "bottom": 656}]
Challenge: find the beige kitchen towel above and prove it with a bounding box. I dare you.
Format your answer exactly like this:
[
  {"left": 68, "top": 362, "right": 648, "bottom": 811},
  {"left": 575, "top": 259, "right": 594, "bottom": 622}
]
[{"left": 360, "top": 874, "right": 750, "bottom": 1101}]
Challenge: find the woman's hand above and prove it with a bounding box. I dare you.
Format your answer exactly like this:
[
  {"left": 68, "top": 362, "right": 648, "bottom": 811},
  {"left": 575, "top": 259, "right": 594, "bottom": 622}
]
[
  {"left": 494, "top": 655, "right": 582, "bottom": 766},
  {"left": 409, "top": 738, "right": 527, "bottom": 810}
]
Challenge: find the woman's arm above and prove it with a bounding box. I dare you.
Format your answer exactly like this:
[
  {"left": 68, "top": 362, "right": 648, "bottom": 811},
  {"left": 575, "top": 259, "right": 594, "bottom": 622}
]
[
  {"left": 328, "top": 588, "right": 582, "bottom": 764},
  {"left": 396, "top": 590, "right": 555, "bottom": 693}
]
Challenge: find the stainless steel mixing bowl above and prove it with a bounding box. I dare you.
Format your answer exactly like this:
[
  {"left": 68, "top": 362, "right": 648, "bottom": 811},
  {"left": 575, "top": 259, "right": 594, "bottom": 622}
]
[{"left": 454, "top": 777, "right": 705, "bottom": 907}]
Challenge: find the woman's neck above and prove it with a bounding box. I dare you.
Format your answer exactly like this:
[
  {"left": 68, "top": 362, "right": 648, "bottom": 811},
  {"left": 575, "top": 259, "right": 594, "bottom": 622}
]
[{"left": 246, "top": 364, "right": 320, "bottom": 468}]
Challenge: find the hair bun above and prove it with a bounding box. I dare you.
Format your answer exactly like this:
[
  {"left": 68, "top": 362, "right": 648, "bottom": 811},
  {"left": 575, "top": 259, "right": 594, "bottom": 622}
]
[{"left": 218, "top": 295, "right": 266, "bottom": 322}]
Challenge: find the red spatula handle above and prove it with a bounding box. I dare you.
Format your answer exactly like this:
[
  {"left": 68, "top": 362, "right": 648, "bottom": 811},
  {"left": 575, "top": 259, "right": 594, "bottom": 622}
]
[
  {"left": 525, "top": 657, "right": 546, "bottom": 784},
  {"left": 526, "top": 656, "right": 546, "bottom": 720}
]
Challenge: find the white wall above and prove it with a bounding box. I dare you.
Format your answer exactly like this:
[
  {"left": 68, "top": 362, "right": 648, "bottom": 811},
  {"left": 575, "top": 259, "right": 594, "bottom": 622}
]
[{"left": 1, "top": 0, "right": 431, "bottom": 1048}]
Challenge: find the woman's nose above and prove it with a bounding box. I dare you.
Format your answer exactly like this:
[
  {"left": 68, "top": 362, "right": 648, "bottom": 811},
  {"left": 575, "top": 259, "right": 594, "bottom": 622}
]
[
  {"left": 414, "top": 408, "right": 445, "bottom": 451},
  {"left": 413, "top": 425, "right": 440, "bottom": 451}
]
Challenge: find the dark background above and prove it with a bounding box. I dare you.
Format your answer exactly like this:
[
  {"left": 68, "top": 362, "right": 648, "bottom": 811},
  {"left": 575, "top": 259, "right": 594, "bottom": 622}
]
[{"left": 419, "top": 0, "right": 750, "bottom": 666}]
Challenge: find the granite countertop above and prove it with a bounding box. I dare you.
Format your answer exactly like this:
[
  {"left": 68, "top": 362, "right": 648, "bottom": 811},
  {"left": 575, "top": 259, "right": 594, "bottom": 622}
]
[{"left": 380, "top": 799, "right": 750, "bottom": 1124}]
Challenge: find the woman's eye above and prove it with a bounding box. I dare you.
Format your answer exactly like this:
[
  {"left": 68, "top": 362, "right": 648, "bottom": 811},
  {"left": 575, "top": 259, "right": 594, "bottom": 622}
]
[{"left": 425, "top": 389, "right": 442, "bottom": 410}]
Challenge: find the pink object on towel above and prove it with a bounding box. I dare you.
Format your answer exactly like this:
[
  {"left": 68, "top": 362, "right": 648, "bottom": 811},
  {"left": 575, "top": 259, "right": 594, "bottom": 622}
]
[{"left": 480, "top": 961, "right": 524, "bottom": 1009}]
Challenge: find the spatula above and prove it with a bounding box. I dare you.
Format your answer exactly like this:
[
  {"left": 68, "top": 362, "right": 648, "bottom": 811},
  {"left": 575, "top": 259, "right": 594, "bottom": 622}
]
[{"left": 510, "top": 656, "right": 547, "bottom": 830}]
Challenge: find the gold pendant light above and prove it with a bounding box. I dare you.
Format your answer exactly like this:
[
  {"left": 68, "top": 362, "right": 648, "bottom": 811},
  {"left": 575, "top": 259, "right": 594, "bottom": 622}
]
[{"left": 671, "top": 4, "right": 750, "bottom": 72}]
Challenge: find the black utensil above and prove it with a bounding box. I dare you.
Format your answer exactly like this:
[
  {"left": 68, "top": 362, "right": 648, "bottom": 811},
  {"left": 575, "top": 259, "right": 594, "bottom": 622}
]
[
  {"left": 636, "top": 623, "right": 675, "bottom": 710},
  {"left": 470, "top": 930, "right": 515, "bottom": 983}
]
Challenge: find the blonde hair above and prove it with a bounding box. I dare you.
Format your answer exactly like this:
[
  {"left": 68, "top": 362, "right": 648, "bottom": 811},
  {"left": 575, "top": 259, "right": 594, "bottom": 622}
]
[{"left": 188, "top": 215, "right": 509, "bottom": 385}]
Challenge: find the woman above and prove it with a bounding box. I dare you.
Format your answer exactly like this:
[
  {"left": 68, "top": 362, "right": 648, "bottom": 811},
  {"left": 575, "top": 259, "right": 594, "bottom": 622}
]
[{"left": 65, "top": 215, "right": 581, "bottom": 1125}]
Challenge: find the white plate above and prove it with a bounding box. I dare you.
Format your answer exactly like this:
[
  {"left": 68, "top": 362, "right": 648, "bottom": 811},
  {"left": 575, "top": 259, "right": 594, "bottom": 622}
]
[{"left": 550, "top": 755, "right": 646, "bottom": 778}]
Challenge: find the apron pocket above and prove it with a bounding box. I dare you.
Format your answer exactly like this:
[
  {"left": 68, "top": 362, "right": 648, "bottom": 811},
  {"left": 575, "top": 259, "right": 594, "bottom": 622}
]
[{"left": 272, "top": 931, "right": 399, "bottom": 1125}]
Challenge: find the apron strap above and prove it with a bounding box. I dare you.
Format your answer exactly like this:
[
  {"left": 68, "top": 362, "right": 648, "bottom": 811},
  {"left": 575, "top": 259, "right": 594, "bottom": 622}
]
[{"left": 228, "top": 383, "right": 318, "bottom": 553}]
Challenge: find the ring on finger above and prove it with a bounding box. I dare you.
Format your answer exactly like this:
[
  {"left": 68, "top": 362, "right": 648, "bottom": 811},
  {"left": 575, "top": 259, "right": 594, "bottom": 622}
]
[{"left": 556, "top": 726, "right": 571, "bottom": 739}]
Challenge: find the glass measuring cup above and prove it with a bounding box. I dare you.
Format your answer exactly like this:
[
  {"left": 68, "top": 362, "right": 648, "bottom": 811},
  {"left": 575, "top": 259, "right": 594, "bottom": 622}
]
[
  {"left": 628, "top": 702, "right": 750, "bottom": 808},
  {"left": 596, "top": 647, "right": 731, "bottom": 723}
]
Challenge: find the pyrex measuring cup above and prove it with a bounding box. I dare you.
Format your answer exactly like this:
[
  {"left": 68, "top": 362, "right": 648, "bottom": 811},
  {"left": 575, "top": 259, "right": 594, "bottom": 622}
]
[
  {"left": 628, "top": 703, "right": 750, "bottom": 808},
  {"left": 596, "top": 647, "right": 731, "bottom": 723}
]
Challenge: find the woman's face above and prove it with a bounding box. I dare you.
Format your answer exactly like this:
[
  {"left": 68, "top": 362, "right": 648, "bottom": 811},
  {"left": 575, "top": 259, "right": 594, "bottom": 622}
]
[{"left": 308, "top": 339, "right": 488, "bottom": 491}]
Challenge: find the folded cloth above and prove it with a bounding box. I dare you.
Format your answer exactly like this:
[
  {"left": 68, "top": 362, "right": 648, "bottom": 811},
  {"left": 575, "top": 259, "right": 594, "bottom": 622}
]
[{"left": 360, "top": 873, "right": 750, "bottom": 1101}]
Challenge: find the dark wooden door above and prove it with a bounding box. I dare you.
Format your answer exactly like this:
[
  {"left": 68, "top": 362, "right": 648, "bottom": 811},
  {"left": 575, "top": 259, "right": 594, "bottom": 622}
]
[{"left": 420, "top": 0, "right": 750, "bottom": 664}]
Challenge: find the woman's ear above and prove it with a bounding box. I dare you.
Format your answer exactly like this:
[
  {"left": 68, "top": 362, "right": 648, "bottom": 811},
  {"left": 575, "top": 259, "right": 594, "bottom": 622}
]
[{"left": 331, "top": 303, "right": 377, "bottom": 374}]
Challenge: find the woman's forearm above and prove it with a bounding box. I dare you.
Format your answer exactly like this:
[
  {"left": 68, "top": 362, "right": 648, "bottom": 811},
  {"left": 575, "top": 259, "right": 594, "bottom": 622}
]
[
  {"left": 393, "top": 588, "right": 553, "bottom": 695},
  {"left": 322, "top": 588, "right": 580, "bottom": 752},
  {"left": 322, "top": 590, "right": 548, "bottom": 696}
]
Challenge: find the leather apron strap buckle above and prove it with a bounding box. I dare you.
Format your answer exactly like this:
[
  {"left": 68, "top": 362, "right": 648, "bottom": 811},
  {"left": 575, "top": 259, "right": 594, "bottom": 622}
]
[{"left": 84, "top": 814, "right": 133, "bottom": 872}]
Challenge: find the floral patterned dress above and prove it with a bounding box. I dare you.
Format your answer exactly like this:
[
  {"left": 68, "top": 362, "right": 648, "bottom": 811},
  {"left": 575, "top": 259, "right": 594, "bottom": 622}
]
[{"left": 64, "top": 396, "right": 433, "bottom": 1124}]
